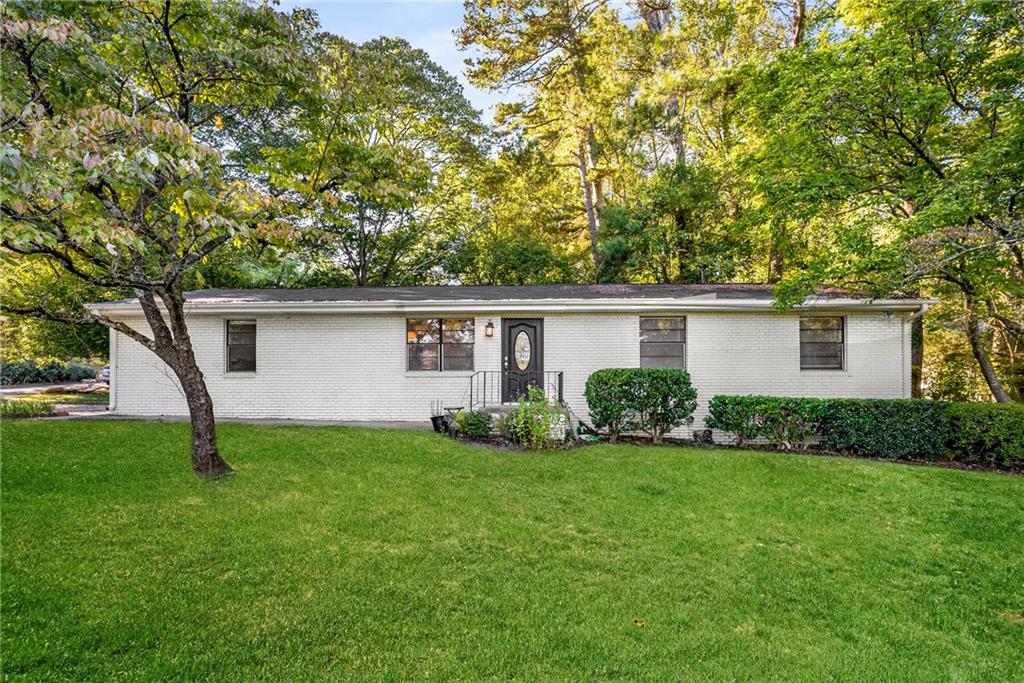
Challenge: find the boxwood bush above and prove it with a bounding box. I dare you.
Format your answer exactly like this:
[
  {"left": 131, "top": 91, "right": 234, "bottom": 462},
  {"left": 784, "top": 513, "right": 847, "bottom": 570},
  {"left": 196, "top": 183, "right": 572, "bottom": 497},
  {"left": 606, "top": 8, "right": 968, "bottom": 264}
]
[
  {"left": 585, "top": 368, "right": 698, "bottom": 443},
  {"left": 706, "top": 395, "right": 1024, "bottom": 469}
]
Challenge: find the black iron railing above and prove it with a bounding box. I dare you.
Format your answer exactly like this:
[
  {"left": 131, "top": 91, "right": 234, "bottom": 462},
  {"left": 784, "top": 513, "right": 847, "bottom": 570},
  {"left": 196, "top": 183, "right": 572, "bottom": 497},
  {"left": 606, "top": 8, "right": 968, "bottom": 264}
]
[{"left": 466, "top": 370, "right": 564, "bottom": 409}]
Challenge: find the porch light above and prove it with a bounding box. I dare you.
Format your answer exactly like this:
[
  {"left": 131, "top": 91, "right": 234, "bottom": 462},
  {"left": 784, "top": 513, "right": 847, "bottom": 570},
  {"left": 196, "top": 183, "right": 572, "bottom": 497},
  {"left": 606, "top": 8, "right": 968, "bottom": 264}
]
[{"left": 485, "top": 321, "right": 494, "bottom": 337}]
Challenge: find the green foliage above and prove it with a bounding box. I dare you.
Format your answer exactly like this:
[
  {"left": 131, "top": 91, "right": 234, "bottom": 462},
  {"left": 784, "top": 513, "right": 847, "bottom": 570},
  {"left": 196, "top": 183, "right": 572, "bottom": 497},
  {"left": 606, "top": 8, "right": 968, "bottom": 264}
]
[
  {"left": 819, "top": 400, "right": 953, "bottom": 460},
  {"left": 585, "top": 368, "right": 698, "bottom": 443},
  {"left": 455, "top": 409, "right": 494, "bottom": 438},
  {"left": 707, "top": 395, "right": 1022, "bottom": 469},
  {"left": 1, "top": 358, "right": 95, "bottom": 385},
  {"left": 1, "top": 398, "right": 54, "bottom": 418},
  {"left": 584, "top": 368, "right": 636, "bottom": 441},
  {"left": 265, "top": 35, "right": 486, "bottom": 286},
  {"left": 706, "top": 395, "right": 827, "bottom": 449},
  {"left": 500, "top": 386, "right": 565, "bottom": 449},
  {"left": 945, "top": 403, "right": 1024, "bottom": 469}
]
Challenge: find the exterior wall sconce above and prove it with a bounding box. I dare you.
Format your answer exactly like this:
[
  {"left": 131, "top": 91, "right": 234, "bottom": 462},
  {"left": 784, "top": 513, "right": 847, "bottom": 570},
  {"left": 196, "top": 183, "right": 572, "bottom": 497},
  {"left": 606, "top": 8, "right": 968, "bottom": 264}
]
[{"left": 485, "top": 321, "right": 494, "bottom": 337}]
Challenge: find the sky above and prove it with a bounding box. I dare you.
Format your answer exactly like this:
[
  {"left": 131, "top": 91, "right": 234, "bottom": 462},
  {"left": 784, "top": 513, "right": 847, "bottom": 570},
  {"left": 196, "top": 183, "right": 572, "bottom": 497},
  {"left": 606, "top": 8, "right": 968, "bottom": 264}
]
[{"left": 279, "top": 0, "right": 508, "bottom": 118}]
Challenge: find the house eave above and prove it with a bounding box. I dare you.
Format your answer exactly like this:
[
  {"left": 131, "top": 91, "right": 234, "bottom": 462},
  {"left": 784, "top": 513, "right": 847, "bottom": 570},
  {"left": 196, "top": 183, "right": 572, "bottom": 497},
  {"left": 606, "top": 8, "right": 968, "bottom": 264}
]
[{"left": 85, "top": 297, "right": 939, "bottom": 316}]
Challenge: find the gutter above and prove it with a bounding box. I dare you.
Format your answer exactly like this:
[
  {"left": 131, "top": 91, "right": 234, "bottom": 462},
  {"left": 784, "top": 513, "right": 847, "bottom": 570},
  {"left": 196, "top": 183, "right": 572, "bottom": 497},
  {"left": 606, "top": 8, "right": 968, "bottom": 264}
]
[{"left": 86, "top": 297, "right": 941, "bottom": 317}]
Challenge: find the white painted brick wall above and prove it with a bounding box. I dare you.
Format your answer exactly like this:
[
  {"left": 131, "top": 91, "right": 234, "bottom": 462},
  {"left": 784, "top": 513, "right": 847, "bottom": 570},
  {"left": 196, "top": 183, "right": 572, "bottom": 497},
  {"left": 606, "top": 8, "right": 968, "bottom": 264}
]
[{"left": 111, "top": 310, "right": 912, "bottom": 434}]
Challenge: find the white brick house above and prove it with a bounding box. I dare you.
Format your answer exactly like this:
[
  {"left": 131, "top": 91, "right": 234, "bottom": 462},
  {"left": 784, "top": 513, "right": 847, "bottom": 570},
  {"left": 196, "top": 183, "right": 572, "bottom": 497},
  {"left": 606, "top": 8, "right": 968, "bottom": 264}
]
[{"left": 88, "top": 284, "right": 933, "bottom": 435}]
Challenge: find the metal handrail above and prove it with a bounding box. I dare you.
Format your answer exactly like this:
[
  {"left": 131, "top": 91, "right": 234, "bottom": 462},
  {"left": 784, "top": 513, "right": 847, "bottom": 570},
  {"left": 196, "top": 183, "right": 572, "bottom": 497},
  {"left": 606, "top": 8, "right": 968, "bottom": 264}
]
[{"left": 466, "top": 370, "right": 564, "bottom": 409}]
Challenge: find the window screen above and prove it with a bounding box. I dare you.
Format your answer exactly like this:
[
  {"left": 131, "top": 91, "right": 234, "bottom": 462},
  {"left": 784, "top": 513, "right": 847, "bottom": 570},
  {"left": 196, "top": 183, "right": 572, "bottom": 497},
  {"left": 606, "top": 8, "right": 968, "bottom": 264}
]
[
  {"left": 640, "top": 317, "right": 685, "bottom": 369},
  {"left": 226, "top": 320, "right": 256, "bottom": 372},
  {"left": 800, "top": 317, "right": 844, "bottom": 369}
]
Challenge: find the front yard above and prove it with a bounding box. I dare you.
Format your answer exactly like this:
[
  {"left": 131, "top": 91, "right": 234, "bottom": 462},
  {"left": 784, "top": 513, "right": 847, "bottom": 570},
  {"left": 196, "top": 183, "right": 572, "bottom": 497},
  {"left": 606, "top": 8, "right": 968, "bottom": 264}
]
[{"left": 2, "top": 420, "right": 1022, "bottom": 680}]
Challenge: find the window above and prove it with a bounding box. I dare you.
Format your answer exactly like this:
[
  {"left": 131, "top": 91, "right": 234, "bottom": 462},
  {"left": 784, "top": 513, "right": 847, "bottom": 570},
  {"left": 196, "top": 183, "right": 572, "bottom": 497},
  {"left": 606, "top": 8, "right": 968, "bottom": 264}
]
[
  {"left": 800, "top": 317, "right": 844, "bottom": 370},
  {"left": 640, "top": 317, "right": 685, "bottom": 369},
  {"left": 226, "top": 320, "right": 256, "bottom": 372},
  {"left": 407, "top": 318, "right": 474, "bottom": 371}
]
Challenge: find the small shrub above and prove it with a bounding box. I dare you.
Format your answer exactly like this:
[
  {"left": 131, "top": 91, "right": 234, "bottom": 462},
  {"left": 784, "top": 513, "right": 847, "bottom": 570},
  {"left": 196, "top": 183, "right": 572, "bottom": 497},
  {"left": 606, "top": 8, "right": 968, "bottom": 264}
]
[
  {"left": 501, "top": 387, "right": 565, "bottom": 450},
  {"left": 1, "top": 398, "right": 55, "bottom": 418},
  {"left": 945, "top": 402, "right": 1024, "bottom": 469},
  {"left": 584, "top": 368, "right": 698, "bottom": 443},
  {"left": 67, "top": 362, "right": 97, "bottom": 382},
  {"left": 455, "top": 409, "right": 493, "bottom": 438},
  {"left": 819, "top": 399, "right": 950, "bottom": 460}
]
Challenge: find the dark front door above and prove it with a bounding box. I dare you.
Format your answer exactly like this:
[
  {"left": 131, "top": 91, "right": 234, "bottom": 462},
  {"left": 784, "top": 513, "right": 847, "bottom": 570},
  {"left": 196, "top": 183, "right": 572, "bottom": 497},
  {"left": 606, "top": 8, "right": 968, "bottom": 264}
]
[{"left": 502, "top": 318, "right": 543, "bottom": 403}]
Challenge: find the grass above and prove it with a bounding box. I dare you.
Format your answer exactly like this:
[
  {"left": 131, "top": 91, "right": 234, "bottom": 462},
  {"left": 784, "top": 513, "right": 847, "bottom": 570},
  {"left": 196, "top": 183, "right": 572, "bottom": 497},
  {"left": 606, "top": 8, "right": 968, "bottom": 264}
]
[{"left": 2, "top": 420, "right": 1022, "bottom": 681}]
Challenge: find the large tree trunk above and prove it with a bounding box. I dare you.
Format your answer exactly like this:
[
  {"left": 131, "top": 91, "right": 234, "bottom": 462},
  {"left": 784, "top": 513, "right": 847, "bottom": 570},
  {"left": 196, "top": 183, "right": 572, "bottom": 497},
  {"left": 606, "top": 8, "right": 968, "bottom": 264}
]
[
  {"left": 141, "top": 289, "right": 233, "bottom": 477},
  {"left": 577, "top": 139, "right": 601, "bottom": 273},
  {"left": 174, "top": 355, "right": 232, "bottom": 477},
  {"left": 965, "top": 302, "right": 1014, "bottom": 403}
]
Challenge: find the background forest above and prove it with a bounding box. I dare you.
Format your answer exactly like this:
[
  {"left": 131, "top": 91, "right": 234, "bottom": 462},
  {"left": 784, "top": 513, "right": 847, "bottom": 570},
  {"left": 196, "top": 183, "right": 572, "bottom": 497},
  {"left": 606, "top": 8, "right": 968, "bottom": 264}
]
[{"left": 2, "top": 0, "right": 1022, "bottom": 403}]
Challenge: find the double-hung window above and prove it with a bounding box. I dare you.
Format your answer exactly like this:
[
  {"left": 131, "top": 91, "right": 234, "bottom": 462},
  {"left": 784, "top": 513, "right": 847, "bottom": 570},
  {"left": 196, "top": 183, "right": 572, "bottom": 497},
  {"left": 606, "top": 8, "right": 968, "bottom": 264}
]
[
  {"left": 799, "top": 317, "right": 844, "bottom": 370},
  {"left": 407, "top": 319, "right": 474, "bottom": 371},
  {"left": 226, "top": 320, "right": 256, "bottom": 372},
  {"left": 639, "top": 317, "right": 686, "bottom": 369}
]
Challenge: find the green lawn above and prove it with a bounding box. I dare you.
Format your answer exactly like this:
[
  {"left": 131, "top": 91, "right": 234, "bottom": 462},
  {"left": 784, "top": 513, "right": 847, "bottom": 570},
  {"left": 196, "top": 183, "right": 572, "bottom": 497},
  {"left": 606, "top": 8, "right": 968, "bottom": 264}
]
[{"left": 2, "top": 421, "right": 1022, "bottom": 681}]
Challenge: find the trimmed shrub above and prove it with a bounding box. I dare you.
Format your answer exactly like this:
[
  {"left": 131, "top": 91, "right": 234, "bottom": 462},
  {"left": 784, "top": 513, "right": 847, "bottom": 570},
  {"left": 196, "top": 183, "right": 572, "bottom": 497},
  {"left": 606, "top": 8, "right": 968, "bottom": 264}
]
[
  {"left": 501, "top": 386, "right": 567, "bottom": 450},
  {"left": 819, "top": 399, "right": 950, "bottom": 460},
  {"left": 584, "top": 368, "right": 636, "bottom": 442},
  {"left": 706, "top": 395, "right": 826, "bottom": 449},
  {"left": 585, "top": 368, "right": 698, "bottom": 443},
  {"left": 946, "top": 403, "right": 1024, "bottom": 469},
  {"left": 706, "top": 395, "right": 770, "bottom": 446},
  {"left": 0, "top": 358, "right": 96, "bottom": 385},
  {"left": 706, "top": 395, "right": 1022, "bottom": 469},
  {"left": 455, "top": 409, "right": 493, "bottom": 438}
]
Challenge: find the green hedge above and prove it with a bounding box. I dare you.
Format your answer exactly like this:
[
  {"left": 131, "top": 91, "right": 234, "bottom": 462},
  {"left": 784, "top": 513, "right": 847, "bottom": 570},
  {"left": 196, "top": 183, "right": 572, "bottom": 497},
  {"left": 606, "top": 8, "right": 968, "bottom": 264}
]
[
  {"left": 706, "top": 395, "right": 1024, "bottom": 469},
  {"left": 819, "top": 399, "right": 950, "bottom": 459},
  {"left": 705, "top": 395, "right": 827, "bottom": 449},
  {"left": 946, "top": 403, "right": 1024, "bottom": 469},
  {"left": 0, "top": 358, "right": 95, "bottom": 385},
  {"left": 585, "top": 368, "right": 698, "bottom": 443}
]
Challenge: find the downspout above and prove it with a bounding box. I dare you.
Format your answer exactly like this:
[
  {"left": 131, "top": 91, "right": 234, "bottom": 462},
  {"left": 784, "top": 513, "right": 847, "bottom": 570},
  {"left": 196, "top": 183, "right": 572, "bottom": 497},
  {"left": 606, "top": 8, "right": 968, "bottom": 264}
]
[
  {"left": 109, "top": 327, "right": 118, "bottom": 413},
  {"left": 902, "top": 302, "right": 932, "bottom": 399}
]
